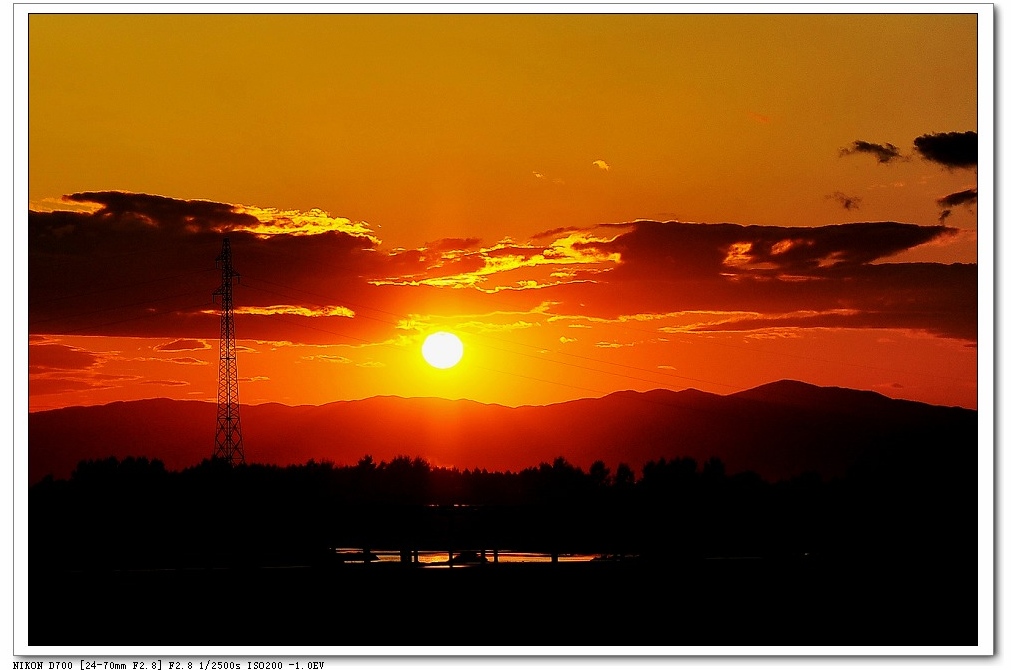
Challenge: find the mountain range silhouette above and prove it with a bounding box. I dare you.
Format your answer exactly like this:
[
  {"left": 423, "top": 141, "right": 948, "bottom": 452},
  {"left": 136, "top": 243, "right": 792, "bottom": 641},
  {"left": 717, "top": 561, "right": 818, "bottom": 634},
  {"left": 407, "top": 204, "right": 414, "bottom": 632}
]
[{"left": 28, "top": 379, "right": 976, "bottom": 484}]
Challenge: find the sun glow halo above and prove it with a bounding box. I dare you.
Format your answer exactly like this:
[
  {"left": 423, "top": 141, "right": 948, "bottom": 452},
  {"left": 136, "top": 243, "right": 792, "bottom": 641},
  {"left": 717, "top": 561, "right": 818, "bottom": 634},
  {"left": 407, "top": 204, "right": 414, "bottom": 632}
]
[{"left": 421, "top": 331, "right": 464, "bottom": 369}]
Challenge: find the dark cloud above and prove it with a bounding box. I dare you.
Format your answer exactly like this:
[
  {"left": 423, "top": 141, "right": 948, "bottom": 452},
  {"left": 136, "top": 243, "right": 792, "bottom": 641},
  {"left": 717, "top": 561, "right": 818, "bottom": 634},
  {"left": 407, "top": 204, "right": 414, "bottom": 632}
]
[
  {"left": 914, "top": 131, "right": 977, "bottom": 168},
  {"left": 29, "top": 377, "right": 106, "bottom": 396},
  {"left": 28, "top": 371, "right": 138, "bottom": 397},
  {"left": 155, "top": 338, "right": 210, "bottom": 351},
  {"left": 677, "top": 263, "right": 976, "bottom": 340},
  {"left": 827, "top": 191, "right": 862, "bottom": 211},
  {"left": 29, "top": 192, "right": 388, "bottom": 341},
  {"left": 28, "top": 343, "right": 100, "bottom": 371},
  {"left": 28, "top": 192, "right": 977, "bottom": 347},
  {"left": 937, "top": 188, "right": 978, "bottom": 208},
  {"left": 546, "top": 221, "right": 975, "bottom": 341},
  {"left": 63, "top": 191, "right": 259, "bottom": 233},
  {"left": 839, "top": 140, "right": 904, "bottom": 164},
  {"left": 936, "top": 187, "right": 977, "bottom": 223},
  {"left": 587, "top": 220, "right": 955, "bottom": 279}
]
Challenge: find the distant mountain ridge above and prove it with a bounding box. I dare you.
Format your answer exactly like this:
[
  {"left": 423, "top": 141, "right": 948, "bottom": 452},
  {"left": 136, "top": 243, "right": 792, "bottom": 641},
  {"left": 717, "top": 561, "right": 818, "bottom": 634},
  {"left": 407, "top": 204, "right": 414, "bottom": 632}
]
[{"left": 27, "top": 380, "right": 977, "bottom": 484}]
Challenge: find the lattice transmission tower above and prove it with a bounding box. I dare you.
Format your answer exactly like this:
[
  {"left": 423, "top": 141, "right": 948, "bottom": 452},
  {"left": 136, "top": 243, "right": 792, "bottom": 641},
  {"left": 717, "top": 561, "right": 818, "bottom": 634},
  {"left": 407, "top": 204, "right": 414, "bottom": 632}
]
[{"left": 213, "top": 237, "right": 245, "bottom": 464}]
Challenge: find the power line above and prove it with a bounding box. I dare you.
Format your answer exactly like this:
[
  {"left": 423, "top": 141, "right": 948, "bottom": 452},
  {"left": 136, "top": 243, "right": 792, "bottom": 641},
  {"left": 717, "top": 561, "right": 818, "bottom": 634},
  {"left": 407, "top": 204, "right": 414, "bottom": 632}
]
[
  {"left": 28, "top": 288, "right": 210, "bottom": 327},
  {"left": 28, "top": 268, "right": 215, "bottom": 307},
  {"left": 35, "top": 298, "right": 214, "bottom": 336}
]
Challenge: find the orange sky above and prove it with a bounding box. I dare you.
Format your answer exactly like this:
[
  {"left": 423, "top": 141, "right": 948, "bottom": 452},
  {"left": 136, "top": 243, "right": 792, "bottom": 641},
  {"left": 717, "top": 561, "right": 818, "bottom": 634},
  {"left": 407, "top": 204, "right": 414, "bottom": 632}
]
[{"left": 25, "top": 10, "right": 984, "bottom": 411}]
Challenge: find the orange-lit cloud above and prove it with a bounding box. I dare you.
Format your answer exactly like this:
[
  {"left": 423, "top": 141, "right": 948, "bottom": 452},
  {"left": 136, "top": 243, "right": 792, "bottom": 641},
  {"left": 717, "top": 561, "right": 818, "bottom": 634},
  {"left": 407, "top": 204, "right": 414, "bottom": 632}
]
[
  {"left": 372, "top": 232, "right": 622, "bottom": 292},
  {"left": 231, "top": 305, "right": 356, "bottom": 318},
  {"left": 30, "top": 193, "right": 974, "bottom": 348},
  {"left": 166, "top": 357, "right": 208, "bottom": 365},
  {"left": 232, "top": 205, "right": 379, "bottom": 243},
  {"left": 28, "top": 342, "right": 100, "bottom": 372},
  {"left": 301, "top": 354, "right": 353, "bottom": 364},
  {"left": 155, "top": 339, "right": 210, "bottom": 351}
]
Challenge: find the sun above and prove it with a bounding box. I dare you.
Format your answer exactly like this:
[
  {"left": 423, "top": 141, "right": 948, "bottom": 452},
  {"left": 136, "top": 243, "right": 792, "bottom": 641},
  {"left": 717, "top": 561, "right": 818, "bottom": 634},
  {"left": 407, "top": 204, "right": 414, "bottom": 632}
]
[{"left": 421, "top": 331, "right": 464, "bottom": 369}]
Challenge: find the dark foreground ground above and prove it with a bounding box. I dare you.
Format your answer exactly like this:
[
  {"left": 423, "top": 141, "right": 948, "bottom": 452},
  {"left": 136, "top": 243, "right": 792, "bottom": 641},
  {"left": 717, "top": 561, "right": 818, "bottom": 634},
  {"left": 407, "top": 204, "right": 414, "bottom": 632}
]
[{"left": 30, "top": 554, "right": 978, "bottom": 648}]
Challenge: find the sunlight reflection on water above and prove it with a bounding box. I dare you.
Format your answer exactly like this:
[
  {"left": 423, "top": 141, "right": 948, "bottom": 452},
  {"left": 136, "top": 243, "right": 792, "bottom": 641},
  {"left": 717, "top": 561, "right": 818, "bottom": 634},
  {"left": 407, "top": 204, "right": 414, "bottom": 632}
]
[{"left": 333, "top": 549, "right": 597, "bottom": 564}]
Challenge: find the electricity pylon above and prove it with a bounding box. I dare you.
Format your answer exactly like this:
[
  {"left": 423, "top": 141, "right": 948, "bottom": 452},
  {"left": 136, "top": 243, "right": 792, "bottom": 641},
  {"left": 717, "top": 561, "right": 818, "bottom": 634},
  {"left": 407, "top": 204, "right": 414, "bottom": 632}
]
[{"left": 213, "top": 237, "right": 245, "bottom": 464}]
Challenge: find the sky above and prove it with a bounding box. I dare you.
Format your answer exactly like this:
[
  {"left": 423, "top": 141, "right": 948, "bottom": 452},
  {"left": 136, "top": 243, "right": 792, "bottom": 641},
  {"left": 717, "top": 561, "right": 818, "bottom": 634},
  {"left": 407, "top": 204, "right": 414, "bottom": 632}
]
[{"left": 25, "top": 10, "right": 984, "bottom": 412}]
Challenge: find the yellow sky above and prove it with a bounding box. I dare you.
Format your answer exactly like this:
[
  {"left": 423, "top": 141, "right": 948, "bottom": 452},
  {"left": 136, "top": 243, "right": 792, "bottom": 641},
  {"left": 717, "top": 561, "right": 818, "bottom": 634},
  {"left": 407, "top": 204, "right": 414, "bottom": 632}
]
[{"left": 29, "top": 13, "right": 978, "bottom": 253}]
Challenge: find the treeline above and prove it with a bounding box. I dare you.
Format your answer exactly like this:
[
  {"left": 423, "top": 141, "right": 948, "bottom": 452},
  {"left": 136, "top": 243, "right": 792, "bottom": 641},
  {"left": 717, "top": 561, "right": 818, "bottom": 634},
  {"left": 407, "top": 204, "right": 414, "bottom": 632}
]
[{"left": 29, "top": 447, "right": 975, "bottom": 570}]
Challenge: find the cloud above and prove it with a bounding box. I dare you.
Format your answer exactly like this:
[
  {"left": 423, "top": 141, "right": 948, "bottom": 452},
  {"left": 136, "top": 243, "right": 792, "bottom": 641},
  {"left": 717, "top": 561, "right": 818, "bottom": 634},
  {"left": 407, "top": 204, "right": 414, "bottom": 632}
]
[
  {"left": 531, "top": 226, "right": 587, "bottom": 240},
  {"left": 598, "top": 220, "right": 955, "bottom": 275},
  {"left": 156, "top": 338, "right": 211, "bottom": 351},
  {"left": 838, "top": 140, "right": 904, "bottom": 164},
  {"left": 671, "top": 294, "right": 975, "bottom": 341},
  {"left": 592, "top": 160, "right": 610, "bottom": 171},
  {"left": 456, "top": 319, "right": 537, "bottom": 333},
  {"left": 141, "top": 379, "right": 189, "bottom": 387},
  {"left": 545, "top": 220, "right": 974, "bottom": 341},
  {"left": 372, "top": 234, "right": 621, "bottom": 292},
  {"left": 167, "top": 357, "right": 208, "bottom": 365},
  {"left": 369, "top": 219, "right": 972, "bottom": 341},
  {"left": 29, "top": 192, "right": 387, "bottom": 341},
  {"left": 232, "top": 305, "right": 355, "bottom": 318},
  {"left": 29, "top": 376, "right": 111, "bottom": 396},
  {"left": 28, "top": 343, "right": 100, "bottom": 371},
  {"left": 57, "top": 192, "right": 378, "bottom": 242},
  {"left": 914, "top": 131, "right": 977, "bottom": 168},
  {"left": 937, "top": 188, "right": 978, "bottom": 208},
  {"left": 232, "top": 205, "right": 378, "bottom": 243},
  {"left": 532, "top": 171, "right": 564, "bottom": 184},
  {"left": 301, "top": 354, "right": 353, "bottom": 364},
  {"left": 827, "top": 191, "right": 862, "bottom": 211},
  {"left": 61, "top": 191, "right": 260, "bottom": 232},
  {"left": 29, "top": 370, "right": 139, "bottom": 397},
  {"left": 936, "top": 187, "right": 977, "bottom": 223},
  {"left": 28, "top": 191, "right": 977, "bottom": 350}
]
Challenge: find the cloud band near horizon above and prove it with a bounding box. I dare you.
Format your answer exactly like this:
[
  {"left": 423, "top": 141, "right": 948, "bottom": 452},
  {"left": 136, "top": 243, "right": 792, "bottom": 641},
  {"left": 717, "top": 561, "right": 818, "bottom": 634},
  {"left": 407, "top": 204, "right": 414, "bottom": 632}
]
[{"left": 28, "top": 192, "right": 976, "bottom": 346}]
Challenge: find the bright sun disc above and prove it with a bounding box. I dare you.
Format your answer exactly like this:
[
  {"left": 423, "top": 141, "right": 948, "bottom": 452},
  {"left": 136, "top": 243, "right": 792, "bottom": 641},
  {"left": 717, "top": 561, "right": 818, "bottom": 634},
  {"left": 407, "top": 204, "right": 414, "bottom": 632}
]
[{"left": 422, "top": 331, "right": 464, "bottom": 369}]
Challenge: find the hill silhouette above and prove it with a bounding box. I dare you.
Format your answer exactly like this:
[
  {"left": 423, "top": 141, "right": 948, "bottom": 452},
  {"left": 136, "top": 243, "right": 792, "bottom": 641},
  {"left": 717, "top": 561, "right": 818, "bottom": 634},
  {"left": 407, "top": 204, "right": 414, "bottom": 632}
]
[{"left": 28, "top": 380, "right": 976, "bottom": 484}]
